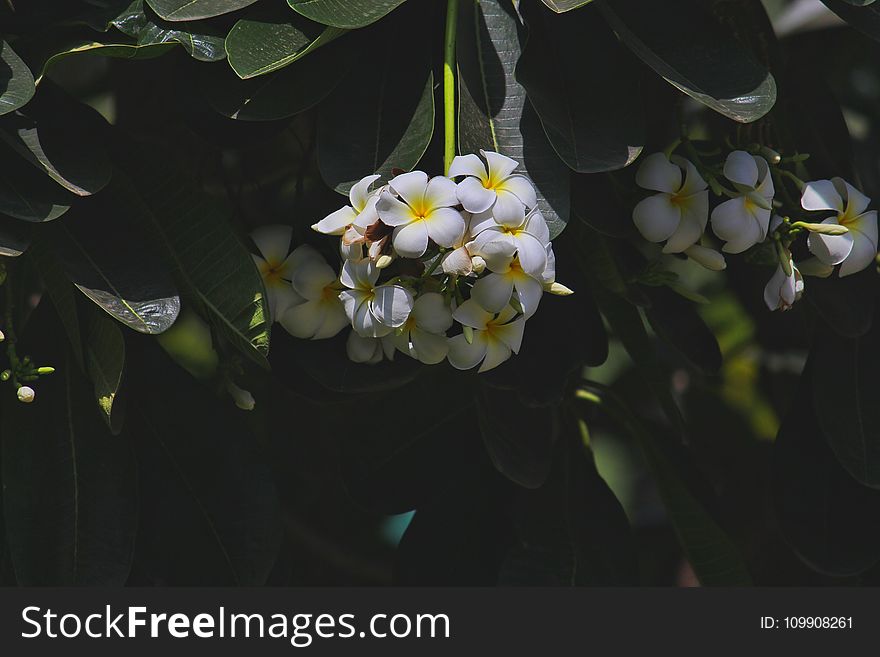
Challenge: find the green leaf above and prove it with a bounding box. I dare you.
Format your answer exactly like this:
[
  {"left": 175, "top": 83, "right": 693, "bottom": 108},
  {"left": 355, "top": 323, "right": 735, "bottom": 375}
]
[
  {"left": 823, "top": 0, "right": 880, "bottom": 37},
  {"left": 774, "top": 367, "right": 880, "bottom": 576},
  {"left": 201, "top": 39, "right": 347, "bottom": 120},
  {"left": 1, "top": 300, "right": 137, "bottom": 585},
  {"left": 146, "top": 0, "right": 258, "bottom": 21},
  {"left": 643, "top": 286, "right": 722, "bottom": 376},
  {"left": 540, "top": 0, "right": 595, "bottom": 11},
  {"left": 516, "top": 3, "right": 644, "bottom": 173},
  {"left": 0, "top": 137, "right": 74, "bottom": 222},
  {"left": 0, "top": 41, "right": 35, "bottom": 117},
  {"left": 0, "top": 82, "right": 112, "bottom": 197},
  {"left": 810, "top": 320, "right": 880, "bottom": 488},
  {"left": 581, "top": 384, "right": 753, "bottom": 585},
  {"left": 113, "top": 0, "right": 228, "bottom": 62},
  {"left": 85, "top": 307, "right": 127, "bottom": 435},
  {"left": 114, "top": 150, "right": 271, "bottom": 367},
  {"left": 0, "top": 215, "right": 33, "bottom": 257},
  {"left": 226, "top": 7, "right": 346, "bottom": 79},
  {"left": 287, "top": 0, "right": 407, "bottom": 28},
  {"left": 500, "top": 423, "right": 637, "bottom": 585},
  {"left": 27, "top": 39, "right": 175, "bottom": 86},
  {"left": 805, "top": 267, "right": 874, "bottom": 338},
  {"left": 458, "top": 0, "right": 570, "bottom": 237},
  {"left": 317, "top": 11, "right": 433, "bottom": 194},
  {"left": 600, "top": 0, "right": 776, "bottom": 123}
]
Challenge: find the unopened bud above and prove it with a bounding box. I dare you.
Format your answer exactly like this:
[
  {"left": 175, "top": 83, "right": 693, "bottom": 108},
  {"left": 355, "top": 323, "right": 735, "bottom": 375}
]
[
  {"left": 760, "top": 146, "right": 781, "bottom": 165},
  {"left": 375, "top": 254, "right": 394, "bottom": 269},
  {"left": 463, "top": 325, "right": 474, "bottom": 345},
  {"left": 17, "top": 386, "right": 35, "bottom": 403},
  {"left": 549, "top": 282, "right": 574, "bottom": 296},
  {"left": 797, "top": 221, "right": 849, "bottom": 236},
  {"left": 226, "top": 381, "right": 255, "bottom": 411},
  {"left": 0, "top": 328, "right": 4, "bottom": 342},
  {"left": 471, "top": 256, "right": 486, "bottom": 274},
  {"left": 36, "top": 366, "right": 55, "bottom": 375},
  {"left": 0, "top": 370, "right": 10, "bottom": 381}
]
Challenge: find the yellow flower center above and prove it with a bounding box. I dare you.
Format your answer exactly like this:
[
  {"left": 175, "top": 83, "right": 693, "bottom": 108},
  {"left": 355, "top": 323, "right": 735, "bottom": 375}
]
[{"left": 259, "top": 260, "right": 286, "bottom": 286}]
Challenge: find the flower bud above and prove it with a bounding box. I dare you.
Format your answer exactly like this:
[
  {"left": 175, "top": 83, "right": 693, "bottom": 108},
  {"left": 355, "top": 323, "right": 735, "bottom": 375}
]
[
  {"left": 36, "top": 366, "right": 55, "bottom": 375},
  {"left": 0, "top": 370, "right": 9, "bottom": 382},
  {"left": 375, "top": 254, "right": 394, "bottom": 269},
  {"left": 17, "top": 386, "right": 35, "bottom": 403},
  {"left": 549, "top": 282, "right": 574, "bottom": 296},
  {"left": 0, "top": 328, "right": 4, "bottom": 342},
  {"left": 471, "top": 256, "right": 486, "bottom": 274},
  {"left": 684, "top": 244, "right": 726, "bottom": 271},
  {"left": 798, "top": 222, "right": 849, "bottom": 236},
  {"left": 226, "top": 382, "right": 255, "bottom": 411}
]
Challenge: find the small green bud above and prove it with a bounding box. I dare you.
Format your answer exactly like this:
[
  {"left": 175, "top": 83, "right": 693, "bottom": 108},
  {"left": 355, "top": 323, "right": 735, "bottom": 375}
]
[
  {"left": 463, "top": 325, "right": 474, "bottom": 345},
  {"left": 36, "top": 366, "right": 55, "bottom": 375},
  {"left": 0, "top": 370, "right": 10, "bottom": 381}
]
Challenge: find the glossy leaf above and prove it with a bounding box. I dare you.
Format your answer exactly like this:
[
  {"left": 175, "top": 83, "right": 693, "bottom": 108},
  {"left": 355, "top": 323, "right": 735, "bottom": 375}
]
[
  {"left": 541, "top": 0, "right": 594, "bottom": 10},
  {"left": 28, "top": 39, "right": 175, "bottom": 86},
  {"left": 516, "top": 2, "right": 644, "bottom": 173},
  {"left": 458, "top": 0, "right": 570, "bottom": 237},
  {"left": 0, "top": 136, "right": 75, "bottom": 222},
  {"left": 226, "top": 8, "right": 346, "bottom": 79},
  {"left": 287, "top": 0, "right": 407, "bottom": 28},
  {"left": 146, "top": 0, "right": 258, "bottom": 21},
  {"left": 113, "top": 0, "right": 227, "bottom": 62},
  {"left": 600, "top": 0, "right": 776, "bottom": 123},
  {"left": 0, "top": 40, "right": 35, "bottom": 117}
]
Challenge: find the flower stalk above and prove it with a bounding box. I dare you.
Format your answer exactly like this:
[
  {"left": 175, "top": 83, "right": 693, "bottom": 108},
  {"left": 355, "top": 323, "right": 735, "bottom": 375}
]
[{"left": 443, "top": 0, "right": 460, "bottom": 175}]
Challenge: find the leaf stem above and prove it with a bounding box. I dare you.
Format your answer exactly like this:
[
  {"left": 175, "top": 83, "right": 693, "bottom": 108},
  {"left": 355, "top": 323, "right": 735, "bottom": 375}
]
[{"left": 443, "top": 0, "right": 460, "bottom": 175}]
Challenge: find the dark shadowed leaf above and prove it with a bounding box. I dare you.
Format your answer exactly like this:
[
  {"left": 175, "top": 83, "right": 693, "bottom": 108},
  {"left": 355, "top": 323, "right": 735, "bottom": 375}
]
[
  {"left": 644, "top": 286, "right": 722, "bottom": 376},
  {"left": 774, "top": 368, "right": 880, "bottom": 576},
  {"left": 0, "top": 137, "right": 75, "bottom": 222},
  {"left": 85, "top": 307, "right": 127, "bottom": 435},
  {"left": 805, "top": 267, "right": 874, "bottom": 338},
  {"left": 600, "top": 0, "right": 776, "bottom": 123},
  {"left": 317, "top": 9, "right": 433, "bottom": 194},
  {"left": 0, "top": 215, "right": 32, "bottom": 256},
  {"left": 146, "top": 0, "right": 258, "bottom": 21},
  {"left": 0, "top": 41, "right": 35, "bottom": 117},
  {"left": 458, "top": 0, "right": 570, "bottom": 237},
  {"left": 226, "top": 6, "right": 346, "bottom": 79},
  {"left": 287, "top": 0, "right": 407, "bottom": 28},
  {"left": 113, "top": 0, "right": 228, "bottom": 62},
  {"left": 500, "top": 422, "right": 637, "bottom": 585},
  {"left": 822, "top": 0, "right": 880, "bottom": 42},
  {"left": 571, "top": 171, "right": 634, "bottom": 238},
  {"left": 1, "top": 300, "right": 136, "bottom": 585},
  {"left": 516, "top": 2, "right": 644, "bottom": 173}
]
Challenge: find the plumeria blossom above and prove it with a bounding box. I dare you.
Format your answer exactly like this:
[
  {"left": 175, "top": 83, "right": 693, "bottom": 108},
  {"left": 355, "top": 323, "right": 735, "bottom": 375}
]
[
  {"left": 279, "top": 245, "right": 347, "bottom": 340},
  {"left": 448, "top": 150, "right": 538, "bottom": 226},
  {"left": 251, "top": 225, "right": 302, "bottom": 321},
  {"left": 346, "top": 331, "right": 395, "bottom": 364},
  {"left": 710, "top": 151, "right": 775, "bottom": 253},
  {"left": 470, "top": 248, "right": 544, "bottom": 317},
  {"left": 447, "top": 301, "right": 525, "bottom": 373},
  {"left": 801, "top": 178, "right": 879, "bottom": 277},
  {"left": 632, "top": 153, "right": 709, "bottom": 253},
  {"left": 375, "top": 171, "right": 465, "bottom": 258},
  {"left": 467, "top": 207, "right": 550, "bottom": 278},
  {"left": 393, "top": 292, "right": 454, "bottom": 364},
  {"left": 338, "top": 258, "right": 413, "bottom": 337},
  {"left": 764, "top": 256, "right": 804, "bottom": 311},
  {"left": 312, "top": 174, "right": 382, "bottom": 257}
]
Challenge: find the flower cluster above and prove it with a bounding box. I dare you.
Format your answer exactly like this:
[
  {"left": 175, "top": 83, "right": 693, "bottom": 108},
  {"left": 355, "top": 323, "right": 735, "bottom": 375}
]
[
  {"left": 632, "top": 149, "right": 878, "bottom": 311},
  {"left": 251, "top": 151, "right": 572, "bottom": 374}
]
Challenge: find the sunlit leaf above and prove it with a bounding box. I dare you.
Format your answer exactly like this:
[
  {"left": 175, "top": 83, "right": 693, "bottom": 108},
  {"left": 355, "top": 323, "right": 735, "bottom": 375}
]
[
  {"left": 113, "top": 0, "right": 228, "bottom": 62},
  {"left": 287, "top": 0, "right": 407, "bottom": 28},
  {"left": 146, "top": 0, "right": 258, "bottom": 21},
  {"left": 0, "top": 40, "right": 35, "bottom": 117}
]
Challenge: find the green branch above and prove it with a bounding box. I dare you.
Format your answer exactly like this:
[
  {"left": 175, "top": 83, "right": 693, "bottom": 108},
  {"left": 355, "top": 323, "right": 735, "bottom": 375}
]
[{"left": 443, "top": 0, "right": 460, "bottom": 175}]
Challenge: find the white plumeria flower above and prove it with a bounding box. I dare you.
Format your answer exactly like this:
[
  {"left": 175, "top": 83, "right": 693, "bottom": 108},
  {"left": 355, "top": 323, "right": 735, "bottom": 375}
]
[
  {"left": 346, "top": 330, "right": 395, "bottom": 364},
  {"left": 440, "top": 212, "right": 483, "bottom": 276},
  {"left": 375, "top": 171, "right": 465, "bottom": 258},
  {"left": 251, "top": 225, "right": 303, "bottom": 321},
  {"left": 447, "top": 300, "right": 525, "bottom": 373},
  {"left": 632, "top": 153, "right": 709, "bottom": 253},
  {"left": 801, "top": 177, "right": 879, "bottom": 277},
  {"left": 338, "top": 258, "right": 413, "bottom": 337},
  {"left": 312, "top": 174, "right": 381, "bottom": 244},
  {"left": 710, "top": 151, "right": 775, "bottom": 253},
  {"left": 393, "top": 292, "right": 454, "bottom": 364},
  {"left": 448, "top": 150, "right": 538, "bottom": 226},
  {"left": 467, "top": 207, "right": 550, "bottom": 277},
  {"left": 278, "top": 245, "right": 348, "bottom": 340},
  {"left": 764, "top": 257, "right": 804, "bottom": 311},
  {"left": 470, "top": 251, "right": 544, "bottom": 317}
]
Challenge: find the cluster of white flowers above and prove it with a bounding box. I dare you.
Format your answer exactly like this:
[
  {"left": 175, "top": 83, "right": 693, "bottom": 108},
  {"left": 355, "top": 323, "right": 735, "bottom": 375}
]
[
  {"left": 250, "top": 151, "right": 572, "bottom": 373},
  {"left": 632, "top": 150, "right": 879, "bottom": 311}
]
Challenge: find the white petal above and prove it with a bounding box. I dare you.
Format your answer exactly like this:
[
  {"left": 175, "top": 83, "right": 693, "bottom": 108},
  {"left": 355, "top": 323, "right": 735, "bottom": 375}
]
[
  {"left": 410, "top": 328, "right": 449, "bottom": 365},
  {"left": 388, "top": 170, "right": 428, "bottom": 208},
  {"left": 424, "top": 175, "right": 459, "bottom": 210},
  {"left": 711, "top": 197, "right": 752, "bottom": 248},
  {"left": 353, "top": 300, "right": 391, "bottom": 337},
  {"left": 541, "top": 244, "right": 557, "bottom": 285},
  {"left": 425, "top": 208, "right": 466, "bottom": 247},
  {"left": 801, "top": 179, "right": 844, "bottom": 213},
  {"left": 663, "top": 212, "right": 703, "bottom": 253},
  {"left": 279, "top": 299, "right": 325, "bottom": 338},
  {"left": 251, "top": 224, "right": 292, "bottom": 264},
  {"left": 349, "top": 174, "right": 381, "bottom": 212},
  {"left": 684, "top": 244, "right": 726, "bottom": 271},
  {"left": 673, "top": 156, "right": 708, "bottom": 195},
  {"left": 340, "top": 258, "right": 377, "bottom": 290},
  {"left": 392, "top": 221, "right": 430, "bottom": 258},
  {"left": 498, "top": 175, "right": 537, "bottom": 208},
  {"left": 807, "top": 218, "right": 854, "bottom": 265},
  {"left": 632, "top": 194, "right": 680, "bottom": 243},
  {"left": 523, "top": 208, "right": 550, "bottom": 244},
  {"left": 755, "top": 157, "right": 774, "bottom": 199},
  {"left": 346, "top": 331, "right": 382, "bottom": 363},
  {"left": 514, "top": 233, "right": 548, "bottom": 277},
  {"left": 483, "top": 150, "right": 518, "bottom": 183},
  {"left": 836, "top": 177, "right": 871, "bottom": 217},
  {"left": 370, "top": 284, "right": 414, "bottom": 328},
  {"left": 268, "top": 285, "right": 300, "bottom": 322},
  {"left": 447, "top": 332, "right": 488, "bottom": 370},
  {"left": 376, "top": 191, "right": 417, "bottom": 227},
  {"left": 339, "top": 288, "right": 367, "bottom": 324},
  {"left": 839, "top": 229, "right": 878, "bottom": 277},
  {"left": 412, "top": 292, "right": 453, "bottom": 333},
  {"left": 453, "top": 299, "right": 493, "bottom": 330},
  {"left": 468, "top": 209, "right": 498, "bottom": 236},
  {"left": 723, "top": 150, "right": 759, "bottom": 189},
  {"left": 763, "top": 265, "right": 787, "bottom": 311},
  {"left": 353, "top": 195, "right": 380, "bottom": 228},
  {"left": 851, "top": 210, "right": 879, "bottom": 247},
  {"left": 472, "top": 274, "right": 514, "bottom": 313},
  {"left": 312, "top": 300, "right": 348, "bottom": 339},
  {"left": 312, "top": 205, "right": 357, "bottom": 235},
  {"left": 478, "top": 338, "right": 512, "bottom": 373},
  {"left": 492, "top": 316, "right": 525, "bottom": 353},
  {"left": 514, "top": 276, "right": 543, "bottom": 317},
  {"left": 447, "top": 153, "right": 488, "bottom": 181},
  {"left": 456, "top": 176, "right": 497, "bottom": 214},
  {"left": 291, "top": 259, "right": 336, "bottom": 300},
  {"left": 441, "top": 246, "right": 474, "bottom": 275},
  {"left": 635, "top": 152, "right": 681, "bottom": 193},
  {"left": 491, "top": 189, "right": 527, "bottom": 227}
]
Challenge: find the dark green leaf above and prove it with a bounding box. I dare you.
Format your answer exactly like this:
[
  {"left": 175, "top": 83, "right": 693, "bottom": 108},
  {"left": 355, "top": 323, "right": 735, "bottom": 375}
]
[
  {"left": 85, "top": 307, "right": 127, "bottom": 435},
  {"left": 540, "top": 0, "right": 595, "bottom": 10},
  {"left": 600, "top": 0, "right": 776, "bottom": 122},
  {"left": 805, "top": 267, "right": 874, "bottom": 338},
  {"left": 822, "top": 0, "right": 880, "bottom": 42},
  {"left": 458, "top": 0, "right": 570, "bottom": 237},
  {"left": 1, "top": 300, "right": 136, "bottom": 585},
  {"left": 644, "top": 286, "right": 722, "bottom": 376},
  {"left": 0, "top": 41, "right": 35, "bottom": 117},
  {"left": 226, "top": 7, "right": 346, "bottom": 79},
  {"left": 317, "top": 12, "right": 433, "bottom": 194},
  {"left": 287, "top": 0, "right": 407, "bottom": 28},
  {"left": 146, "top": 0, "right": 258, "bottom": 21},
  {"left": 0, "top": 137, "right": 74, "bottom": 222},
  {"left": 113, "top": 0, "right": 228, "bottom": 62},
  {"left": 0, "top": 215, "right": 32, "bottom": 257},
  {"left": 516, "top": 2, "right": 644, "bottom": 173}
]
